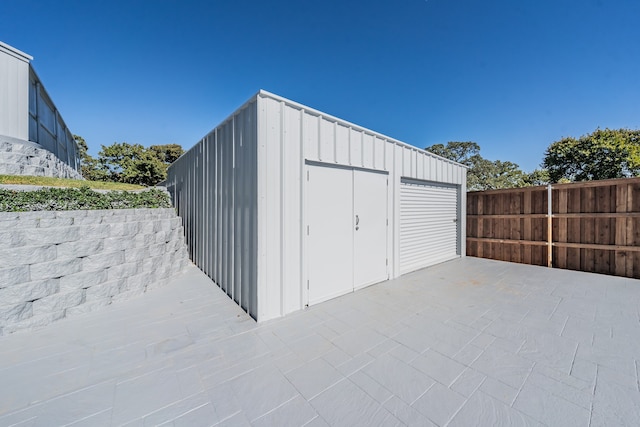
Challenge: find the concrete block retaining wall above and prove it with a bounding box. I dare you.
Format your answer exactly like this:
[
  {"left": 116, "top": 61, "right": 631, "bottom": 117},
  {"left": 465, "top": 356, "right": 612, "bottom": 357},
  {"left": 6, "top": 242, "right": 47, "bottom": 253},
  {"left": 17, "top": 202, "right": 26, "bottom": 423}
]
[
  {"left": 0, "top": 136, "right": 83, "bottom": 180},
  {"left": 0, "top": 208, "right": 189, "bottom": 335}
]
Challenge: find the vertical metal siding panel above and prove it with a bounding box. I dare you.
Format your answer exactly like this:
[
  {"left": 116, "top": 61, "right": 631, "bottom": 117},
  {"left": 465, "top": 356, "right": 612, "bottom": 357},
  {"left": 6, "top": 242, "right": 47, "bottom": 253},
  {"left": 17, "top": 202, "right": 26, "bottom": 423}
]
[
  {"left": 212, "top": 131, "right": 218, "bottom": 283},
  {"left": 233, "top": 116, "right": 242, "bottom": 305},
  {"left": 412, "top": 150, "right": 418, "bottom": 178},
  {"left": 320, "top": 118, "right": 334, "bottom": 162},
  {"left": 216, "top": 128, "right": 222, "bottom": 287},
  {"left": 192, "top": 149, "right": 197, "bottom": 263},
  {"left": 335, "top": 123, "right": 349, "bottom": 165},
  {"left": 186, "top": 149, "right": 191, "bottom": 260},
  {"left": 361, "top": 130, "right": 372, "bottom": 169},
  {"left": 283, "top": 104, "right": 302, "bottom": 315},
  {"left": 203, "top": 136, "right": 209, "bottom": 278},
  {"left": 240, "top": 107, "right": 251, "bottom": 311},
  {"left": 0, "top": 49, "right": 30, "bottom": 140},
  {"left": 402, "top": 146, "right": 411, "bottom": 177},
  {"left": 212, "top": 130, "right": 217, "bottom": 284},
  {"left": 256, "top": 96, "right": 268, "bottom": 319},
  {"left": 265, "top": 97, "right": 283, "bottom": 318},
  {"left": 221, "top": 123, "right": 229, "bottom": 295},
  {"left": 223, "top": 123, "right": 229, "bottom": 294},
  {"left": 299, "top": 107, "right": 307, "bottom": 311},
  {"left": 249, "top": 102, "right": 259, "bottom": 317},
  {"left": 279, "top": 101, "right": 288, "bottom": 316},
  {"left": 225, "top": 120, "right": 232, "bottom": 295},
  {"left": 192, "top": 145, "right": 197, "bottom": 267},
  {"left": 227, "top": 122, "right": 235, "bottom": 297},
  {"left": 391, "top": 144, "right": 402, "bottom": 278},
  {"left": 372, "top": 136, "right": 384, "bottom": 171},
  {"left": 180, "top": 153, "right": 186, "bottom": 257},
  {"left": 303, "top": 113, "right": 319, "bottom": 162},
  {"left": 234, "top": 114, "right": 243, "bottom": 307},
  {"left": 207, "top": 132, "right": 216, "bottom": 281},
  {"left": 186, "top": 150, "right": 191, "bottom": 260},
  {"left": 230, "top": 119, "right": 236, "bottom": 303},
  {"left": 186, "top": 150, "right": 191, "bottom": 259},
  {"left": 350, "top": 128, "right": 363, "bottom": 167},
  {"left": 202, "top": 140, "right": 207, "bottom": 273},
  {"left": 196, "top": 143, "right": 202, "bottom": 269},
  {"left": 428, "top": 155, "right": 436, "bottom": 182}
]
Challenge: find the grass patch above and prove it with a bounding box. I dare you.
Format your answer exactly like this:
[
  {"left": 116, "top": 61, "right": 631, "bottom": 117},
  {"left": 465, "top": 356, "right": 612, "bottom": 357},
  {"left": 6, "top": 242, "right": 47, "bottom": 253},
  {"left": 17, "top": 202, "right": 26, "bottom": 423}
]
[{"left": 0, "top": 175, "right": 145, "bottom": 191}]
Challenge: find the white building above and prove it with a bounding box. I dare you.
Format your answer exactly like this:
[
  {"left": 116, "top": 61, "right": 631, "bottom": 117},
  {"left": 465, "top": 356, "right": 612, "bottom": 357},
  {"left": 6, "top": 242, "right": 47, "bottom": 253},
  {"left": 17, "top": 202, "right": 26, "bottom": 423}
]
[
  {"left": 0, "top": 41, "right": 81, "bottom": 178},
  {"left": 166, "top": 90, "right": 467, "bottom": 321}
]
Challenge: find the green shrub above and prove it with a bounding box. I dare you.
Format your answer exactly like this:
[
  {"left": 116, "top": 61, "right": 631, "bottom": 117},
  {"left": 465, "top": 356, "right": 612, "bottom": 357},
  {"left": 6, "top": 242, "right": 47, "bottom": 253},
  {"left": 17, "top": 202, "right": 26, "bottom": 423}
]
[{"left": 0, "top": 186, "right": 172, "bottom": 212}]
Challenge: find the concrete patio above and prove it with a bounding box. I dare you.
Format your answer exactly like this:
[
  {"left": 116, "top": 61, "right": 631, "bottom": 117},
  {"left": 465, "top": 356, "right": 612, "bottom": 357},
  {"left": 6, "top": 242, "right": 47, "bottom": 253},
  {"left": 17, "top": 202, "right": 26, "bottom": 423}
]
[{"left": 1, "top": 257, "right": 638, "bottom": 426}]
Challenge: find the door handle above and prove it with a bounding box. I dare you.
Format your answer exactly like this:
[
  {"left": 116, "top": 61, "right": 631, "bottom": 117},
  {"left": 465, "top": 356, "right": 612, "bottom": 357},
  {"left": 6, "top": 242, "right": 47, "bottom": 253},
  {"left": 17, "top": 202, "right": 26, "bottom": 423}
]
[{"left": 355, "top": 214, "right": 359, "bottom": 230}]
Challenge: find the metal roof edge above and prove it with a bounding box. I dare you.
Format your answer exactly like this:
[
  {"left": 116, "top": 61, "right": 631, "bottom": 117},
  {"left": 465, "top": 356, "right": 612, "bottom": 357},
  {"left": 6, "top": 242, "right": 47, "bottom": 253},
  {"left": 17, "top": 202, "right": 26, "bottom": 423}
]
[
  {"left": 0, "top": 41, "right": 33, "bottom": 62},
  {"left": 257, "top": 89, "right": 468, "bottom": 169}
]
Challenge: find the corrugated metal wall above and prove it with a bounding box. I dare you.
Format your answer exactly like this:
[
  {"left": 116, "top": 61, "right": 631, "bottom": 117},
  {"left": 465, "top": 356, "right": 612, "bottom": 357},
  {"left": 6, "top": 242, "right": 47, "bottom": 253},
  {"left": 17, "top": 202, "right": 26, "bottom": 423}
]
[
  {"left": 166, "top": 99, "right": 259, "bottom": 318},
  {"left": 29, "top": 69, "right": 79, "bottom": 171},
  {"left": 255, "top": 91, "right": 466, "bottom": 321},
  {"left": 0, "top": 42, "right": 31, "bottom": 141}
]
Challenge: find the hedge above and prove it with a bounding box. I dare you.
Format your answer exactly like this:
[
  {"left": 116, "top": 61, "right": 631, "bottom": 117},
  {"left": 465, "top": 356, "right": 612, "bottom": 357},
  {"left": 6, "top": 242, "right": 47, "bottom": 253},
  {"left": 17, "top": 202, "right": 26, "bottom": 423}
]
[{"left": 0, "top": 186, "right": 172, "bottom": 212}]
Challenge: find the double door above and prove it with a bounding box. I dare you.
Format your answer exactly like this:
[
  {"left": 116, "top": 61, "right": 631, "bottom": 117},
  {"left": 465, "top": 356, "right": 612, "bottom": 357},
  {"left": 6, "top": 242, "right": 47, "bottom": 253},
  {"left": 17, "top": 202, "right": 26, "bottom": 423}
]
[{"left": 306, "top": 164, "right": 388, "bottom": 305}]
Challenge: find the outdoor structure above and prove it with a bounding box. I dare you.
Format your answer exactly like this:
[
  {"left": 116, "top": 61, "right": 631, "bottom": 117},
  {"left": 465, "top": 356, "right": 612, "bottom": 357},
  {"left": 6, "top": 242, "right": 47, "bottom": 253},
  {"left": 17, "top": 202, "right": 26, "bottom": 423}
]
[
  {"left": 166, "top": 90, "right": 467, "bottom": 321},
  {"left": 0, "top": 41, "right": 81, "bottom": 178}
]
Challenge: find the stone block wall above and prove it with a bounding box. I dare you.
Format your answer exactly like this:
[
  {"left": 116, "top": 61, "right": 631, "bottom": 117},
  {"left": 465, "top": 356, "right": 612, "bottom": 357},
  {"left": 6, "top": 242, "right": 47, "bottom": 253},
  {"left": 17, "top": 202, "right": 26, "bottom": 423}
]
[
  {"left": 0, "top": 208, "right": 189, "bottom": 335},
  {"left": 0, "top": 137, "right": 83, "bottom": 180}
]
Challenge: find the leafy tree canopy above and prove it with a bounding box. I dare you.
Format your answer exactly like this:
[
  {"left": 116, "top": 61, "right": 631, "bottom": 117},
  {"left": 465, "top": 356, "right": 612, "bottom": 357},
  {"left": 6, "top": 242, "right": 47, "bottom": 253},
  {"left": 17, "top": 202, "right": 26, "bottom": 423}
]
[
  {"left": 542, "top": 128, "right": 640, "bottom": 182},
  {"left": 523, "top": 169, "right": 551, "bottom": 186},
  {"left": 74, "top": 135, "right": 108, "bottom": 182},
  {"left": 426, "top": 141, "right": 481, "bottom": 166},
  {"left": 426, "top": 141, "right": 531, "bottom": 191},
  {"left": 73, "top": 136, "right": 184, "bottom": 186}
]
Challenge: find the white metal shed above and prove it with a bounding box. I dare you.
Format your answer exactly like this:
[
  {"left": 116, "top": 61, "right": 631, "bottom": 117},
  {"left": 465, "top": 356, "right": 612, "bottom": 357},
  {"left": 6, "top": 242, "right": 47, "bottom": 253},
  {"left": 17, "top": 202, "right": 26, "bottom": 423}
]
[{"left": 166, "top": 90, "right": 467, "bottom": 322}]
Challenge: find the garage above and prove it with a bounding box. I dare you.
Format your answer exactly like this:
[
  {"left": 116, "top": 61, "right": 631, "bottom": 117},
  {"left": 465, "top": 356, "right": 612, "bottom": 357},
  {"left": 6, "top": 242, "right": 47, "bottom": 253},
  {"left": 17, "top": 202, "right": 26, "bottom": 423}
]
[
  {"left": 166, "top": 90, "right": 467, "bottom": 321},
  {"left": 399, "top": 179, "right": 460, "bottom": 274}
]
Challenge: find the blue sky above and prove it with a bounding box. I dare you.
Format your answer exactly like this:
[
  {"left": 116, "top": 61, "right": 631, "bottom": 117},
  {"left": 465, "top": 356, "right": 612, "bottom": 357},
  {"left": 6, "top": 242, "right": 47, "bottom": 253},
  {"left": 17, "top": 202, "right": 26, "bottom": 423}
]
[{"left": 3, "top": 0, "right": 639, "bottom": 172}]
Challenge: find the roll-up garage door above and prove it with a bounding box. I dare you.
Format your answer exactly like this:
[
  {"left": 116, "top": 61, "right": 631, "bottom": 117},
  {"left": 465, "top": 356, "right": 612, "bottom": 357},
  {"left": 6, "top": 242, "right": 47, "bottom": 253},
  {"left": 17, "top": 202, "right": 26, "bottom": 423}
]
[{"left": 399, "top": 179, "right": 459, "bottom": 274}]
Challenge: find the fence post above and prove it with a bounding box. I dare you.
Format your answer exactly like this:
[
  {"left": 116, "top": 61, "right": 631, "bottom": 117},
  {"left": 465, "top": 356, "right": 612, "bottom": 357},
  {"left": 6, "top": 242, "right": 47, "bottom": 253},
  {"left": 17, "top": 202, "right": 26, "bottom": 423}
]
[{"left": 547, "top": 184, "right": 553, "bottom": 268}]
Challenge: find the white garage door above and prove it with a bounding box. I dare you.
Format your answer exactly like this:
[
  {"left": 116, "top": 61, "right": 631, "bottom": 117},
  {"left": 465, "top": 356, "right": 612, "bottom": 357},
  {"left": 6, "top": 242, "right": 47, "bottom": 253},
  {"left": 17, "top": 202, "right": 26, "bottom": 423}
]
[{"left": 399, "top": 178, "right": 459, "bottom": 274}]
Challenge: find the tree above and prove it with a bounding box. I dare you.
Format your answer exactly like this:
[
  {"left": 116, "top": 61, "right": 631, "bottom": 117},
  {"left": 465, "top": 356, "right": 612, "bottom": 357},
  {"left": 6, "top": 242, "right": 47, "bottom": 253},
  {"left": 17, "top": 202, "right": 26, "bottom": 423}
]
[
  {"left": 426, "top": 141, "right": 481, "bottom": 165},
  {"left": 98, "top": 143, "right": 158, "bottom": 186},
  {"left": 426, "top": 141, "right": 528, "bottom": 191},
  {"left": 523, "top": 169, "right": 551, "bottom": 186},
  {"left": 149, "top": 144, "right": 183, "bottom": 164},
  {"left": 543, "top": 128, "right": 640, "bottom": 182},
  {"left": 73, "top": 137, "right": 184, "bottom": 186},
  {"left": 74, "top": 134, "right": 108, "bottom": 181}
]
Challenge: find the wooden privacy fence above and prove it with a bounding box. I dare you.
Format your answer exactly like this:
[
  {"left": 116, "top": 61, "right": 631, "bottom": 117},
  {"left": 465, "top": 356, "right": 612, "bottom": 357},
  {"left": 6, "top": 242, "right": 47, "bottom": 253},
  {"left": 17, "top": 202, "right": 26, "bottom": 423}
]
[{"left": 466, "top": 177, "right": 640, "bottom": 279}]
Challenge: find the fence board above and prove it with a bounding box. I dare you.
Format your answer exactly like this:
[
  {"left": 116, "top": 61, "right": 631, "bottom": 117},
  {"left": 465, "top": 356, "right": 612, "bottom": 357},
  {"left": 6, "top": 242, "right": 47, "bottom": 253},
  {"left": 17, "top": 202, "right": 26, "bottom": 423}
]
[{"left": 467, "top": 178, "right": 640, "bottom": 279}]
